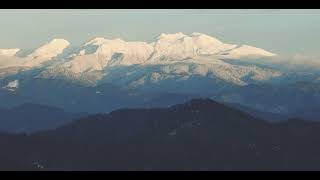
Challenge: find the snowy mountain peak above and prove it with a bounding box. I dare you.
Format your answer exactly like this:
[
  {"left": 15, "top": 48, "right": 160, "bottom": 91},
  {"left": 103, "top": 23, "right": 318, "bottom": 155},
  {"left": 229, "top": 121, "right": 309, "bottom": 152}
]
[
  {"left": 191, "top": 32, "right": 204, "bottom": 36},
  {"left": 221, "top": 45, "right": 276, "bottom": 59},
  {"left": 84, "top": 37, "right": 125, "bottom": 46},
  {"left": 77, "top": 33, "right": 275, "bottom": 65},
  {"left": 157, "top": 32, "right": 187, "bottom": 40},
  {"left": 28, "top": 38, "right": 70, "bottom": 58},
  {"left": 156, "top": 32, "right": 224, "bottom": 45},
  {"left": 61, "top": 37, "right": 154, "bottom": 73},
  {"left": 84, "top": 37, "right": 109, "bottom": 46},
  {"left": 0, "top": 48, "right": 20, "bottom": 56},
  {"left": 49, "top": 38, "right": 70, "bottom": 45},
  {"left": 23, "top": 38, "right": 70, "bottom": 67},
  {"left": 64, "top": 32, "right": 275, "bottom": 68},
  {"left": 191, "top": 32, "right": 226, "bottom": 45},
  {"left": 150, "top": 32, "right": 237, "bottom": 62},
  {"left": 191, "top": 32, "right": 220, "bottom": 39}
]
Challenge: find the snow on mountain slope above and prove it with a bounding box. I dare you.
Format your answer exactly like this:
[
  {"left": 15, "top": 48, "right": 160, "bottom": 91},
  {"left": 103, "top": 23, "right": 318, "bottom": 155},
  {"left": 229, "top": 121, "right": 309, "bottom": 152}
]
[
  {"left": 23, "top": 39, "right": 70, "bottom": 67},
  {"left": 219, "top": 45, "right": 276, "bottom": 59},
  {"left": 0, "top": 56, "right": 24, "bottom": 69},
  {"left": 0, "top": 39, "right": 70, "bottom": 79},
  {"left": 61, "top": 38, "right": 153, "bottom": 73},
  {"left": 148, "top": 32, "right": 237, "bottom": 62},
  {"left": 55, "top": 32, "right": 275, "bottom": 74},
  {"left": 0, "top": 49, "right": 20, "bottom": 56},
  {"left": 38, "top": 64, "right": 104, "bottom": 85},
  {"left": 99, "top": 58, "right": 282, "bottom": 89},
  {"left": 0, "top": 49, "right": 24, "bottom": 73},
  {"left": 0, "top": 32, "right": 280, "bottom": 87}
]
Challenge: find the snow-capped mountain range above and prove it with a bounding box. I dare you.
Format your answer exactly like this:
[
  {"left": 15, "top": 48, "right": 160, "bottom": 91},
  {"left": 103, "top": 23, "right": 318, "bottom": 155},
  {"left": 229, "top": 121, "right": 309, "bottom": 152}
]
[
  {"left": 0, "top": 32, "right": 319, "bottom": 120},
  {"left": 0, "top": 32, "right": 279, "bottom": 85}
]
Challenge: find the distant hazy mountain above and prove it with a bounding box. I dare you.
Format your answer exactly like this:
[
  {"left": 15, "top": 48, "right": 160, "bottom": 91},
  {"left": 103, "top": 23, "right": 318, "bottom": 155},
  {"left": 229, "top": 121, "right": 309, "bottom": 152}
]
[
  {"left": 1, "top": 99, "right": 320, "bottom": 170},
  {"left": 0, "top": 103, "right": 85, "bottom": 133},
  {"left": 224, "top": 102, "right": 289, "bottom": 122}
]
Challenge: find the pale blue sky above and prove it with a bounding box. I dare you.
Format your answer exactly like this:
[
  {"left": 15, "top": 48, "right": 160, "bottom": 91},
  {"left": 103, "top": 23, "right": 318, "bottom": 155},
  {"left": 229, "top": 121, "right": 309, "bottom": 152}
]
[{"left": 0, "top": 9, "right": 319, "bottom": 56}]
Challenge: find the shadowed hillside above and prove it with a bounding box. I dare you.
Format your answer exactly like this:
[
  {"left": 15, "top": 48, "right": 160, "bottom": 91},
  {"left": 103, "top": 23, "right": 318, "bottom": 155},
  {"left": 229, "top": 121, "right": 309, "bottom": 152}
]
[
  {"left": 1, "top": 99, "right": 320, "bottom": 170},
  {"left": 0, "top": 103, "right": 85, "bottom": 133}
]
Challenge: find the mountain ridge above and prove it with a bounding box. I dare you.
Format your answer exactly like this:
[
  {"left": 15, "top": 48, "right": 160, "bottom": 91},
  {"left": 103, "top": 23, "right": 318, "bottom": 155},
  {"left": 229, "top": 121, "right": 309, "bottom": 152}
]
[
  {"left": 0, "top": 32, "right": 276, "bottom": 72},
  {"left": 0, "top": 103, "right": 85, "bottom": 133},
  {"left": 1, "top": 98, "right": 320, "bottom": 170}
]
